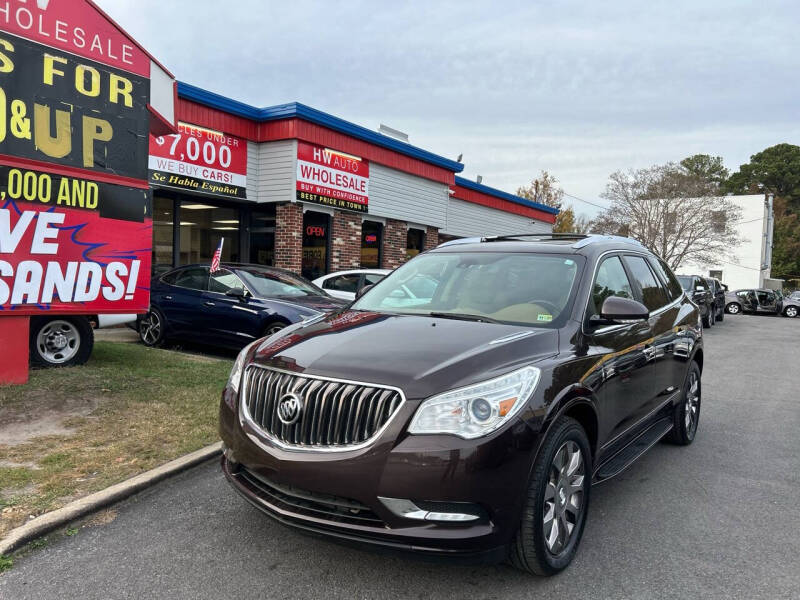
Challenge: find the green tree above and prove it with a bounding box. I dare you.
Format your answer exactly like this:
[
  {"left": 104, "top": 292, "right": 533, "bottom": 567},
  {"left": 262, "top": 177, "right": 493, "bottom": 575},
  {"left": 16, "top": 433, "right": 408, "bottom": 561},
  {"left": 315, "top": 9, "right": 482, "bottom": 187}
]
[
  {"left": 725, "top": 144, "right": 800, "bottom": 280},
  {"left": 680, "top": 154, "right": 729, "bottom": 188},
  {"left": 516, "top": 170, "right": 564, "bottom": 210}
]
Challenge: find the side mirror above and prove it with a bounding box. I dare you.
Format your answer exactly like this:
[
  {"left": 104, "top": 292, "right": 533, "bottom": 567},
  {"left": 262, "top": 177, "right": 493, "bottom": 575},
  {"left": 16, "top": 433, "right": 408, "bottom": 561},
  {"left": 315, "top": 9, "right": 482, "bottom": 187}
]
[
  {"left": 225, "top": 286, "right": 247, "bottom": 300},
  {"left": 355, "top": 284, "right": 374, "bottom": 300},
  {"left": 600, "top": 296, "right": 649, "bottom": 322}
]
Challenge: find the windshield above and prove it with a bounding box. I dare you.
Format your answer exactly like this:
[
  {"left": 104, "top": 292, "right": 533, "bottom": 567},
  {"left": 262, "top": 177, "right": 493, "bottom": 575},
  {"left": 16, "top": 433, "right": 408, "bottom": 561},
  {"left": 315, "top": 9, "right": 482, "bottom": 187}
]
[
  {"left": 236, "top": 267, "right": 323, "bottom": 298},
  {"left": 352, "top": 251, "right": 583, "bottom": 327},
  {"left": 677, "top": 276, "right": 692, "bottom": 290}
]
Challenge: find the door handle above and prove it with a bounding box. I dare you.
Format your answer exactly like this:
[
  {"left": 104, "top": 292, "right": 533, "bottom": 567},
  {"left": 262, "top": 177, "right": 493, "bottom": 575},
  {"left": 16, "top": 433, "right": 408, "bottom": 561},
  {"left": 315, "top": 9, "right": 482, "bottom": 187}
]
[
  {"left": 164, "top": 295, "right": 172, "bottom": 301},
  {"left": 204, "top": 301, "right": 215, "bottom": 307}
]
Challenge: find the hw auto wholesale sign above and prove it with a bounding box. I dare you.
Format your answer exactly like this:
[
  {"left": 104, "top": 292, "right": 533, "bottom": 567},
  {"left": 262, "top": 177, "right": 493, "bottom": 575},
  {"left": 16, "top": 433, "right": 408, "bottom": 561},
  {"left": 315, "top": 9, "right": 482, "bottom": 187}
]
[
  {"left": 296, "top": 141, "right": 369, "bottom": 213},
  {"left": 149, "top": 122, "right": 247, "bottom": 199},
  {"left": 0, "top": 0, "right": 171, "bottom": 316}
]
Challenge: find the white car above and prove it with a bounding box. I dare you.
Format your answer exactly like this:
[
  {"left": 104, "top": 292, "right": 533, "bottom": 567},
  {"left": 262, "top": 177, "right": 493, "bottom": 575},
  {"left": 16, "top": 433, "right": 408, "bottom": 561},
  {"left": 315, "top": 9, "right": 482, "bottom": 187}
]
[{"left": 313, "top": 269, "right": 391, "bottom": 301}]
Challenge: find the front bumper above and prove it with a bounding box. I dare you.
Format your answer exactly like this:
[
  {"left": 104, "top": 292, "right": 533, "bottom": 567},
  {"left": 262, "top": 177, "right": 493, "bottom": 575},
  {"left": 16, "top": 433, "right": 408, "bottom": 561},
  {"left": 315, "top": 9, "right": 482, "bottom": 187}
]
[{"left": 219, "top": 388, "right": 541, "bottom": 559}]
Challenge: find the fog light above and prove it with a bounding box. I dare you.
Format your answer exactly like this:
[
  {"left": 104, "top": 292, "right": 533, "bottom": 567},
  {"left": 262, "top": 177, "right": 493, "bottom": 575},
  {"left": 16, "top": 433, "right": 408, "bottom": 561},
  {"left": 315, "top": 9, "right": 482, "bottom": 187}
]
[{"left": 378, "top": 497, "right": 486, "bottom": 523}]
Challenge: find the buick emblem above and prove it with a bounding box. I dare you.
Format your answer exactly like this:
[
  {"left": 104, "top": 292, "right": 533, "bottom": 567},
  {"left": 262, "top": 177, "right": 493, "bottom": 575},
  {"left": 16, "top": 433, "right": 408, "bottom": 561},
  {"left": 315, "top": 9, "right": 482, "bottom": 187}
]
[{"left": 277, "top": 393, "right": 303, "bottom": 426}]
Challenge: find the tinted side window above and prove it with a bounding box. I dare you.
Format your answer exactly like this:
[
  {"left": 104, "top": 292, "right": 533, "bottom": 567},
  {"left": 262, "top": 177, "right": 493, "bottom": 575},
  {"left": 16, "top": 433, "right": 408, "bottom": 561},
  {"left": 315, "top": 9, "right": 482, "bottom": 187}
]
[
  {"left": 209, "top": 269, "right": 244, "bottom": 294},
  {"left": 648, "top": 257, "right": 683, "bottom": 300},
  {"left": 327, "top": 274, "right": 360, "bottom": 293},
  {"left": 591, "top": 256, "right": 634, "bottom": 315},
  {"left": 171, "top": 267, "right": 208, "bottom": 291},
  {"left": 624, "top": 255, "right": 669, "bottom": 312}
]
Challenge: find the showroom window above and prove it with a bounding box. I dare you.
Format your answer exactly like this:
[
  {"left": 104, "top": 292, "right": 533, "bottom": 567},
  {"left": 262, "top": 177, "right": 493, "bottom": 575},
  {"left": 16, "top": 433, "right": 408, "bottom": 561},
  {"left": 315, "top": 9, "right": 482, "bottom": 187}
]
[
  {"left": 152, "top": 195, "right": 174, "bottom": 273},
  {"left": 361, "top": 220, "right": 382, "bottom": 268},
  {"left": 179, "top": 202, "right": 240, "bottom": 265},
  {"left": 302, "top": 211, "right": 330, "bottom": 280},
  {"left": 406, "top": 228, "right": 425, "bottom": 260},
  {"left": 250, "top": 206, "right": 276, "bottom": 266}
]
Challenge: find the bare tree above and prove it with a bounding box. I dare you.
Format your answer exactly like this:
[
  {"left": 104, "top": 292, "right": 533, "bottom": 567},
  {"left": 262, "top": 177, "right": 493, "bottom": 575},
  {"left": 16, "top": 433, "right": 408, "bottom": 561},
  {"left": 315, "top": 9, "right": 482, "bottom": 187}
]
[{"left": 593, "top": 163, "right": 743, "bottom": 270}]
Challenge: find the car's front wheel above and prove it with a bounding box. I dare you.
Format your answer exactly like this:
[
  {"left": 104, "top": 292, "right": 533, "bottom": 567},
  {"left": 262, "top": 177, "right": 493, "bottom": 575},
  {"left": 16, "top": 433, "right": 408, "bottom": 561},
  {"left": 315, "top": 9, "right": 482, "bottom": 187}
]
[
  {"left": 510, "top": 416, "right": 591, "bottom": 576},
  {"left": 784, "top": 306, "right": 798, "bottom": 318},
  {"left": 726, "top": 302, "right": 740, "bottom": 315}
]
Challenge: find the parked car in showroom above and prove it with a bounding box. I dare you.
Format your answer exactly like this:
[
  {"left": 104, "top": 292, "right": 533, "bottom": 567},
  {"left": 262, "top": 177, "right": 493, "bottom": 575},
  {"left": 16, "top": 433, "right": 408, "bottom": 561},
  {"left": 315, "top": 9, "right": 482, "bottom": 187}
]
[
  {"left": 725, "top": 288, "right": 784, "bottom": 316},
  {"left": 219, "top": 234, "right": 703, "bottom": 576},
  {"left": 312, "top": 269, "right": 391, "bottom": 301},
  {"left": 137, "top": 264, "right": 346, "bottom": 349},
  {"left": 677, "top": 274, "right": 715, "bottom": 327},
  {"left": 29, "top": 313, "right": 136, "bottom": 368}
]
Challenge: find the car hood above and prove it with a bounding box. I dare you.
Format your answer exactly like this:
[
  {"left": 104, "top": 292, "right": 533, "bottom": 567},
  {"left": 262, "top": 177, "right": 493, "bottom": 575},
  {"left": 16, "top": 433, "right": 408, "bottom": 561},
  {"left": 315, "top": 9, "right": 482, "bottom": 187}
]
[
  {"left": 250, "top": 311, "right": 559, "bottom": 399},
  {"left": 258, "top": 294, "right": 347, "bottom": 313}
]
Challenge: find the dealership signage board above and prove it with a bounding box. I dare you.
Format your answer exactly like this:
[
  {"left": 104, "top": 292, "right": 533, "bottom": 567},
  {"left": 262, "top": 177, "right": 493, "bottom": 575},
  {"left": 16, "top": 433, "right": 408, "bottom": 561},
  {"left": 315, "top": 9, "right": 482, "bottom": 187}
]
[
  {"left": 296, "top": 142, "right": 369, "bottom": 213},
  {"left": 0, "top": 0, "right": 174, "bottom": 316},
  {"left": 148, "top": 122, "right": 248, "bottom": 199}
]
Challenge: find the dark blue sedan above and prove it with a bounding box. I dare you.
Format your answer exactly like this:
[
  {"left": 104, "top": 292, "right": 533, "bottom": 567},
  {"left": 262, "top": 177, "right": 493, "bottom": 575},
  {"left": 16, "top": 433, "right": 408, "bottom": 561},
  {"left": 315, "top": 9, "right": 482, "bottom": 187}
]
[{"left": 137, "top": 263, "right": 346, "bottom": 349}]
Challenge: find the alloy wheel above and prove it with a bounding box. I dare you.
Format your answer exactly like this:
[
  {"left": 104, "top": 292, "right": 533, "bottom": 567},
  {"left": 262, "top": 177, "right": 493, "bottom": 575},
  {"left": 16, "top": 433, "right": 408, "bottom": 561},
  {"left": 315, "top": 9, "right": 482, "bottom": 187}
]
[
  {"left": 265, "top": 323, "right": 286, "bottom": 336},
  {"left": 728, "top": 303, "right": 739, "bottom": 314},
  {"left": 36, "top": 320, "right": 80, "bottom": 364},
  {"left": 140, "top": 311, "right": 161, "bottom": 345},
  {"left": 685, "top": 370, "right": 700, "bottom": 433},
  {"left": 543, "top": 440, "right": 585, "bottom": 555},
  {"left": 786, "top": 306, "right": 798, "bottom": 318}
]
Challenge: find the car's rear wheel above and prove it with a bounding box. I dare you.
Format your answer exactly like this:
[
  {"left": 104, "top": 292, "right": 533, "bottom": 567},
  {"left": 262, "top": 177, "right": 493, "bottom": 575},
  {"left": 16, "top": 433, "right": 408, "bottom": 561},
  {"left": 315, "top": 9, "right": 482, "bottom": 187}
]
[
  {"left": 715, "top": 305, "right": 724, "bottom": 322},
  {"left": 665, "top": 361, "right": 701, "bottom": 445},
  {"left": 702, "top": 306, "right": 713, "bottom": 328},
  {"left": 784, "top": 306, "right": 798, "bottom": 318},
  {"left": 509, "top": 416, "right": 591, "bottom": 576},
  {"left": 29, "top": 316, "right": 93, "bottom": 368},
  {"left": 139, "top": 307, "right": 166, "bottom": 347}
]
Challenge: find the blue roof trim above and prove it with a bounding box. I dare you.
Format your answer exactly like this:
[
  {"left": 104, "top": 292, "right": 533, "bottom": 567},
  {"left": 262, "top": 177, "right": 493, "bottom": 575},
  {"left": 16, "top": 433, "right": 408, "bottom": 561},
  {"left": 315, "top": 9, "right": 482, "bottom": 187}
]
[
  {"left": 454, "top": 176, "right": 560, "bottom": 215},
  {"left": 177, "top": 81, "right": 464, "bottom": 173}
]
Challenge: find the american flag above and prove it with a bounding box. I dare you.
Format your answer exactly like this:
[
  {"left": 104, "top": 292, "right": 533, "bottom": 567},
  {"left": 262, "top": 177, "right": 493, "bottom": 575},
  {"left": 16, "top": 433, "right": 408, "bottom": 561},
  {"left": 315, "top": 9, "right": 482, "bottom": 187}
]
[{"left": 210, "top": 238, "right": 224, "bottom": 273}]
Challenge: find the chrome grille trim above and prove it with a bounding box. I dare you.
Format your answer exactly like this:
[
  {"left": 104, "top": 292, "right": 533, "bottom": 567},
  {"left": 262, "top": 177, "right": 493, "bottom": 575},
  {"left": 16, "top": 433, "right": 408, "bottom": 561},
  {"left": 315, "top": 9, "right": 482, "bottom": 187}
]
[{"left": 240, "top": 365, "right": 406, "bottom": 452}]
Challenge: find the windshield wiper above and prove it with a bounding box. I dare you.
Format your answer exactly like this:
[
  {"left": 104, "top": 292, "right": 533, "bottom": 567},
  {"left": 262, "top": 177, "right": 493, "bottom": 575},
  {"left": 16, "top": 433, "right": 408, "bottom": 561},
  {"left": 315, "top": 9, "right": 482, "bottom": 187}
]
[{"left": 428, "top": 312, "right": 501, "bottom": 324}]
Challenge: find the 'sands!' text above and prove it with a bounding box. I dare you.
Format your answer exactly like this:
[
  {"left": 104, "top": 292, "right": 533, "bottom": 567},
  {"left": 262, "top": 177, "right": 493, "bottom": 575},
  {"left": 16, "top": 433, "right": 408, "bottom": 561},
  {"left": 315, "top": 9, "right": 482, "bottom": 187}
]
[{"left": 0, "top": 167, "right": 151, "bottom": 315}]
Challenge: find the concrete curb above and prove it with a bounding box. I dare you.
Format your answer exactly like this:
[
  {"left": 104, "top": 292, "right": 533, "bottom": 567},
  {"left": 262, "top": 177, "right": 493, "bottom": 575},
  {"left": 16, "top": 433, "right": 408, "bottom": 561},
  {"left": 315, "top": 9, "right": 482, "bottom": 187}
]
[{"left": 0, "top": 441, "right": 222, "bottom": 556}]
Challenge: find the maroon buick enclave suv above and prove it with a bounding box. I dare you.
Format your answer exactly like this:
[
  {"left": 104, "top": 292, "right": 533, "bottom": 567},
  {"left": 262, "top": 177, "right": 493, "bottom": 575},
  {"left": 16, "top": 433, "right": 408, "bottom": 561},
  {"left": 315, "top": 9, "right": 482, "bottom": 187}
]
[{"left": 219, "top": 234, "right": 703, "bottom": 575}]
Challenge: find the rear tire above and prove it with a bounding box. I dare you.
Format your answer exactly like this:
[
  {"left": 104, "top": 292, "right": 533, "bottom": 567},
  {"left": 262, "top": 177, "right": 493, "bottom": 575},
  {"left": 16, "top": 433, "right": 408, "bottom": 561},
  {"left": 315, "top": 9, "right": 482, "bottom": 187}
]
[
  {"left": 138, "top": 307, "right": 167, "bottom": 347},
  {"left": 702, "top": 307, "right": 713, "bottom": 328},
  {"left": 715, "top": 306, "right": 724, "bottom": 322},
  {"left": 29, "top": 316, "right": 93, "bottom": 368},
  {"left": 509, "top": 417, "right": 591, "bottom": 576},
  {"left": 665, "top": 361, "right": 701, "bottom": 445}
]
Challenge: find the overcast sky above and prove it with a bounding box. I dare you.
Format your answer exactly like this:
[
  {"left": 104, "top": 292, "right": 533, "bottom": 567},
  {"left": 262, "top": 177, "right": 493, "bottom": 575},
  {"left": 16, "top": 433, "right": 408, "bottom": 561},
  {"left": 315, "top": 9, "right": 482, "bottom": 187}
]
[{"left": 97, "top": 0, "right": 799, "bottom": 216}]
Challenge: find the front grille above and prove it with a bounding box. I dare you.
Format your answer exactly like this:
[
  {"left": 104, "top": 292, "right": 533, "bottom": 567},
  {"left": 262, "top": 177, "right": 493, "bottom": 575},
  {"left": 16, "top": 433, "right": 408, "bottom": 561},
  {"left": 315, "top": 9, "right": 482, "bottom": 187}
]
[
  {"left": 238, "top": 466, "right": 385, "bottom": 527},
  {"left": 241, "top": 366, "right": 404, "bottom": 449}
]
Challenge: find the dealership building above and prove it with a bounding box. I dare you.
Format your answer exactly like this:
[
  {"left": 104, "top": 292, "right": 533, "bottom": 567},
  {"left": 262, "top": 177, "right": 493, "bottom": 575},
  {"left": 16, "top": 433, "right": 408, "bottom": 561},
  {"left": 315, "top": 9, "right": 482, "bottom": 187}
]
[{"left": 148, "top": 82, "right": 558, "bottom": 281}]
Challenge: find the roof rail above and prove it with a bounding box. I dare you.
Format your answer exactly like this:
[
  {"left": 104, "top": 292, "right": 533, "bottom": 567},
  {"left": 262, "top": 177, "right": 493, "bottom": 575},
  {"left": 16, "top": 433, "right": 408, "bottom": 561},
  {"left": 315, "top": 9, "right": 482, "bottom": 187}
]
[
  {"left": 484, "top": 233, "right": 590, "bottom": 242},
  {"left": 570, "top": 234, "right": 645, "bottom": 249}
]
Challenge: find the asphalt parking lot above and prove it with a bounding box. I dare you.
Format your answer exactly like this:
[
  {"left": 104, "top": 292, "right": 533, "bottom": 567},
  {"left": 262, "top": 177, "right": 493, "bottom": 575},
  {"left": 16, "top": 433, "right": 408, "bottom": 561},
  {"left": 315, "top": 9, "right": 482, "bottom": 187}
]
[{"left": 2, "top": 313, "right": 799, "bottom": 599}]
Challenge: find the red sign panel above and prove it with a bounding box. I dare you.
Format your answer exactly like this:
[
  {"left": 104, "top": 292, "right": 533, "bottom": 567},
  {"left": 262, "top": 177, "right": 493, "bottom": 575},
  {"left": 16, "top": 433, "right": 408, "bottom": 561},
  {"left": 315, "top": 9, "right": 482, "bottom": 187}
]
[
  {"left": 148, "top": 122, "right": 247, "bottom": 198},
  {"left": 0, "top": 0, "right": 160, "bottom": 316},
  {"left": 0, "top": 0, "right": 150, "bottom": 76},
  {"left": 1, "top": 165, "right": 150, "bottom": 315},
  {"left": 296, "top": 142, "right": 369, "bottom": 213}
]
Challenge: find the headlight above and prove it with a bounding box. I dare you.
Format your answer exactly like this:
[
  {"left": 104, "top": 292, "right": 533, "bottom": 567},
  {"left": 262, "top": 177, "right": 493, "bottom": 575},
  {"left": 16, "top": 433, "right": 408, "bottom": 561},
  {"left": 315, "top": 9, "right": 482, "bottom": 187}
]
[
  {"left": 228, "top": 341, "right": 258, "bottom": 394},
  {"left": 407, "top": 366, "right": 541, "bottom": 439}
]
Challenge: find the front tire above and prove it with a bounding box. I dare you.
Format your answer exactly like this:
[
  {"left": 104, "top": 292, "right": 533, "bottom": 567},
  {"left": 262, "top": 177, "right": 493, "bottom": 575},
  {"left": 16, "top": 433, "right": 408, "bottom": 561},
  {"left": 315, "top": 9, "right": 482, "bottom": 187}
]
[
  {"left": 725, "top": 302, "right": 740, "bottom": 314},
  {"left": 509, "top": 417, "right": 591, "bottom": 576},
  {"left": 29, "top": 316, "right": 93, "bottom": 368},
  {"left": 665, "top": 361, "right": 701, "bottom": 445},
  {"left": 784, "top": 306, "right": 798, "bottom": 318},
  {"left": 702, "top": 306, "right": 713, "bottom": 328}
]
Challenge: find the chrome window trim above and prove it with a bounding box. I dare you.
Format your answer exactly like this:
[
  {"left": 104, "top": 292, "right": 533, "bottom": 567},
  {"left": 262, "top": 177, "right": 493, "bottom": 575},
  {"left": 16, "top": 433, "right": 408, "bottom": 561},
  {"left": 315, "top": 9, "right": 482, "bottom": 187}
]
[
  {"left": 239, "top": 364, "right": 407, "bottom": 453},
  {"left": 581, "top": 249, "right": 682, "bottom": 336}
]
